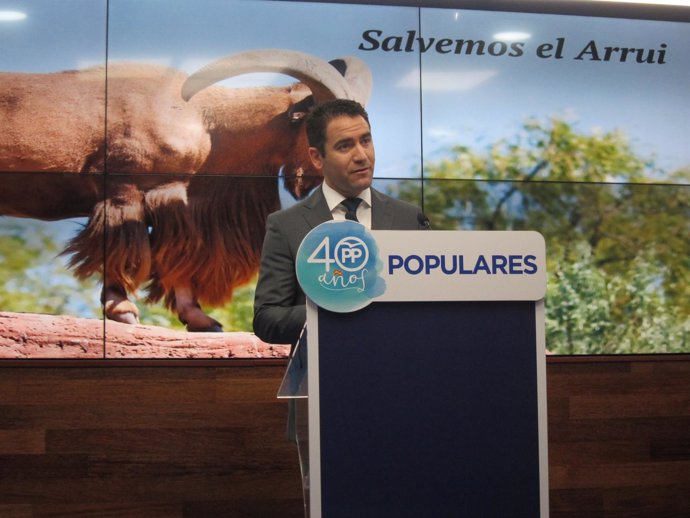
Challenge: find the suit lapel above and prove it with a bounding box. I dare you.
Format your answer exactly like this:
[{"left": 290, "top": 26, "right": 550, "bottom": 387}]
[{"left": 301, "top": 186, "right": 333, "bottom": 229}]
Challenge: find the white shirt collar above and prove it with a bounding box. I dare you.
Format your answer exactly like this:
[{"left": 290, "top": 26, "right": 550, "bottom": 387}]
[{"left": 321, "top": 181, "right": 372, "bottom": 211}]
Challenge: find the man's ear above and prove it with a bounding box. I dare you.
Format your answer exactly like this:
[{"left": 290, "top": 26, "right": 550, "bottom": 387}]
[{"left": 308, "top": 147, "right": 323, "bottom": 170}]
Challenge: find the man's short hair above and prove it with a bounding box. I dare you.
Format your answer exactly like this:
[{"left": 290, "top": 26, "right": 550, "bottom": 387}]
[{"left": 306, "top": 99, "right": 370, "bottom": 156}]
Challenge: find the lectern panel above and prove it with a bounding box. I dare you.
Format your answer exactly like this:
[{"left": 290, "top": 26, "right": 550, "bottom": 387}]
[{"left": 316, "top": 300, "right": 541, "bottom": 518}]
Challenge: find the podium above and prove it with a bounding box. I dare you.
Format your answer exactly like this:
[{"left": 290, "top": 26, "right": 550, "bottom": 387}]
[{"left": 279, "top": 224, "right": 548, "bottom": 518}]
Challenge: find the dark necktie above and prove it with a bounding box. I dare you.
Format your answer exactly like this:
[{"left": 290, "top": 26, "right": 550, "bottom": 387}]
[{"left": 341, "top": 197, "right": 362, "bottom": 222}]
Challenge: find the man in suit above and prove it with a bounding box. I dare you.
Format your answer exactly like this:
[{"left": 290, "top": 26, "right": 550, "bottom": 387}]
[{"left": 253, "top": 99, "right": 427, "bottom": 346}]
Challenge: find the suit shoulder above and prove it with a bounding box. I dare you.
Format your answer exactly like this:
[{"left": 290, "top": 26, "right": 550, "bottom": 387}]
[
  {"left": 391, "top": 196, "right": 422, "bottom": 213},
  {"left": 266, "top": 195, "right": 312, "bottom": 223},
  {"left": 375, "top": 190, "right": 421, "bottom": 213}
]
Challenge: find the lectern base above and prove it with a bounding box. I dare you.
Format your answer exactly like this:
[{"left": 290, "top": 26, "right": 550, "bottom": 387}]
[{"left": 305, "top": 300, "right": 547, "bottom": 518}]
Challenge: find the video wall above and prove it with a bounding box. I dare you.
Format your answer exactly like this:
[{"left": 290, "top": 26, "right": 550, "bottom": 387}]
[{"left": 1, "top": 0, "right": 688, "bottom": 358}]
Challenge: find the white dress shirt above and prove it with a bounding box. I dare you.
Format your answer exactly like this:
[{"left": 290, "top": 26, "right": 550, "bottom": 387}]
[{"left": 321, "top": 182, "right": 372, "bottom": 229}]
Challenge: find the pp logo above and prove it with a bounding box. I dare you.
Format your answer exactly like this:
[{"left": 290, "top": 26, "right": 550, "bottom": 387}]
[
  {"left": 310, "top": 235, "right": 369, "bottom": 273},
  {"left": 296, "top": 220, "right": 386, "bottom": 313}
]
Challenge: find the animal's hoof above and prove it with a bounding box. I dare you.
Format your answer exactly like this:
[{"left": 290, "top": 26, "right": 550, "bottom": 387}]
[
  {"left": 178, "top": 306, "right": 223, "bottom": 332},
  {"left": 107, "top": 312, "right": 139, "bottom": 325},
  {"left": 104, "top": 297, "right": 140, "bottom": 325},
  {"left": 187, "top": 322, "right": 224, "bottom": 333}
]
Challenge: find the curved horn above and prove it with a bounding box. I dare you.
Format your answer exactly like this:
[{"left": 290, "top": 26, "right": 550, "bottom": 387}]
[
  {"left": 182, "top": 49, "right": 359, "bottom": 103},
  {"left": 327, "top": 56, "right": 372, "bottom": 106}
]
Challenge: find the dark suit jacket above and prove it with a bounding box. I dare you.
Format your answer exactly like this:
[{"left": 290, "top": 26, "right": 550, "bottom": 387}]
[{"left": 252, "top": 185, "right": 426, "bottom": 345}]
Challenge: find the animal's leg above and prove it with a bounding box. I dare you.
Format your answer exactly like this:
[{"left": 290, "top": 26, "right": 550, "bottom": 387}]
[
  {"left": 174, "top": 285, "right": 223, "bottom": 332},
  {"left": 103, "top": 284, "right": 140, "bottom": 325},
  {"left": 64, "top": 183, "right": 149, "bottom": 327}
]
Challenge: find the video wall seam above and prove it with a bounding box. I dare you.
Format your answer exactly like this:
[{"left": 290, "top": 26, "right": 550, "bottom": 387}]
[{"left": 1, "top": 0, "right": 688, "bottom": 358}]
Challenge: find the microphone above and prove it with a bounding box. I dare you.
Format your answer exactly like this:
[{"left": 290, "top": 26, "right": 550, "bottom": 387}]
[{"left": 417, "top": 212, "right": 432, "bottom": 230}]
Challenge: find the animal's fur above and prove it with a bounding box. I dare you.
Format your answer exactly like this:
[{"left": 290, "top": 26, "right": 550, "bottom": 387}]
[{"left": 0, "top": 51, "right": 370, "bottom": 330}]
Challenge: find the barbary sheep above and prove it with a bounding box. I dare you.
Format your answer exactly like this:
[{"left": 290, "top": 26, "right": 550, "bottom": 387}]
[{"left": 0, "top": 49, "right": 372, "bottom": 332}]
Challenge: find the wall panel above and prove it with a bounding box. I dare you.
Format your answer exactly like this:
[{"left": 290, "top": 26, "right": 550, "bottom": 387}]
[{"left": 0, "top": 356, "right": 689, "bottom": 516}]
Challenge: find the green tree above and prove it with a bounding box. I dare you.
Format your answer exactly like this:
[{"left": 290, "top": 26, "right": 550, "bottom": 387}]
[
  {"left": 546, "top": 247, "right": 689, "bottom": 354},
  {"left": 398, "top": 117, "right": 690, "bottom": 354},
  {"left": 0, "top": 219, "right": 101, "bottom": 316}
]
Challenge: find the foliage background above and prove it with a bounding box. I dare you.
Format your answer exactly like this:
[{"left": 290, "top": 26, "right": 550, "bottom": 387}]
[{"left": 394, "top": 118, "right": 690, "bottom": 354}]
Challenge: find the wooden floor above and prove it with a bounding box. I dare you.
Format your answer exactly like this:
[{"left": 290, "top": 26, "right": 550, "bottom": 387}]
[{"left": 0, "top": 355, "right": 689, "bottom": 517}]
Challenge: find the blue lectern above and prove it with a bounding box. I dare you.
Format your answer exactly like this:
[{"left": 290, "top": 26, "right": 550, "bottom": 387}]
[{"left": 279, "top": 226, "right": 548, "bottom": 518}]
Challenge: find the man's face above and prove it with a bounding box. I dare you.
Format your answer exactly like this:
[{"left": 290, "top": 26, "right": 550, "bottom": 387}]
[{"left": 308, "top": 115, "right": 375, "bottom": 198}]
